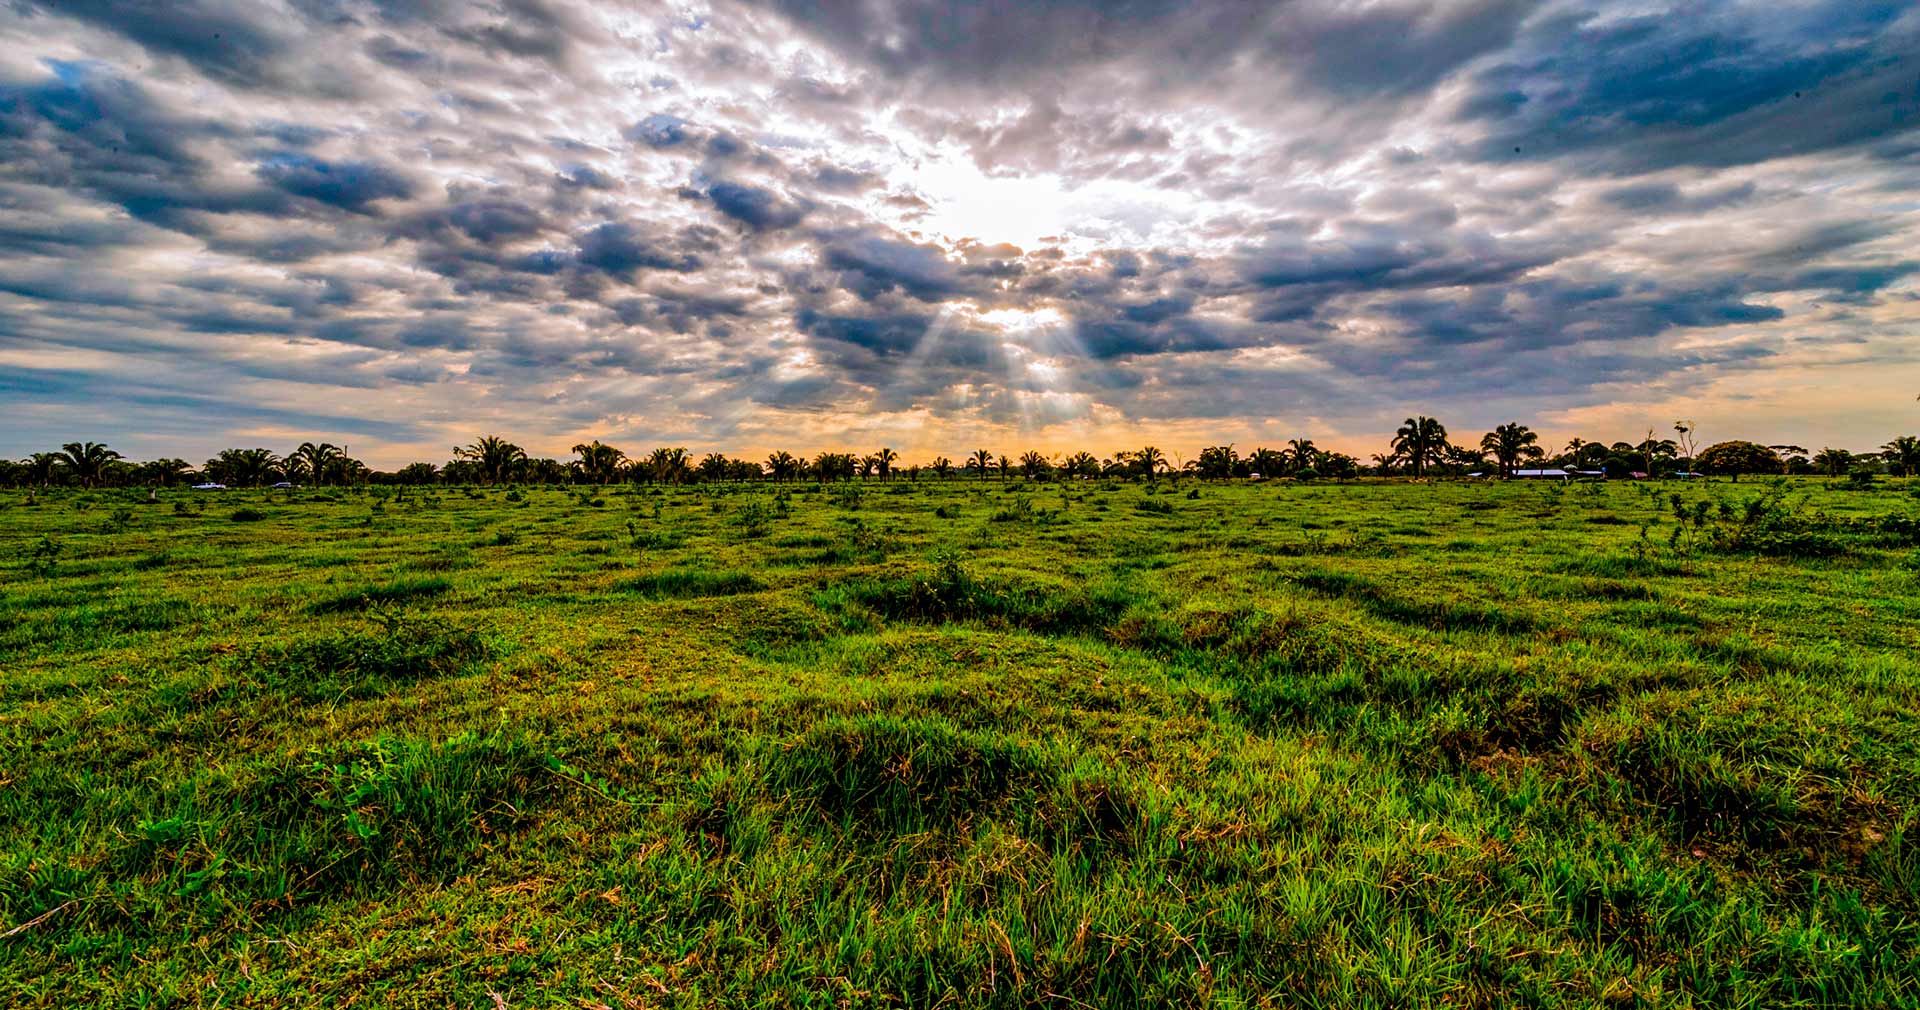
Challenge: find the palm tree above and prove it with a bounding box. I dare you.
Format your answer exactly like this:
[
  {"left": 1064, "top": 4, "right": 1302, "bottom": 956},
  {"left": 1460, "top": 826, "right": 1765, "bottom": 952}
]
[
  {"left": 1369, "top": 451, "right": 1399, "bottom": 475},
  {"left": 1247, "top": 447, "right": 1286, "bottom": 478},
  {"left": 930, "top": 456, "right": 954, "bottom": 479},
  {"left": 766, "top": 451, "right": 799, "bottom": 482},
  {"left": 25, "top": 453, "right": 63, "bottom": 487},
  {"left": 1061, "top": 451, "right": 1100, "bottom": 478},
  {"left": 1479, "top": 422, "right": 1542, "bottom": 477},
  {"left": 397, "top": 461, "right": 440, "bottom": 485},
  {"left": 970, "top": 449, "right": 994, "bottom": 479},
  {"left": 1391, "top": 417, "right": 1449, "bottom": 478},
  {"left": 996, "top": 455, "right": 1012, "bottom": 480},
  {"left": 289, "top": 441, "right": 345, "bottom": 485},
  {"left": 571, "top": 441, "right": 627, "bottom": 484},
  {"left": 56, "top": 441, "right": 123, "bottom": 488},
  {"left": 456, "top": 435, "right": 527, "bottom": 484},
  {"left": 1194, "top": 445, "right": 1237, "bottom": 479},
  {"left": 648, "top": 447, "right": 691, "bottom": 484},
  {"left": 1881, "top": 435, "right": 1920, "bottom": 477},
  {"left": 138, "top": 458, "right": 193, "bottom": 487},
  {"left": 1813, "top": 447, "right": 1854, "bottom": 477},
  {"left": 1134, "top": 445, "right": 1167, "bottom": 482},
  {"left": 697, "top": 452, "right": 730, "bottom": 483},
  {"left": 208, "top": 447, "right": 281, "bottom": 487},
  {"left": 858, "top": 455, "right": 879, "bottom": 480},
  {"left": 875, "top": 447, "right": 898, "bottom": 481},
  {"left": 1018, "top": 450, "right": 1050, "bottom": 480},
  {"left": 1286, "top": 438, "right": 1319, "bottom": 474}
]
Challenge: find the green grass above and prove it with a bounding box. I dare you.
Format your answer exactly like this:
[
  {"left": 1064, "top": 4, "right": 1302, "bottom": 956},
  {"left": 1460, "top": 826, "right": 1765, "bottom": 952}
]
[{"left": 1, "top": 476, "right": 1918, "bottom": 1007}]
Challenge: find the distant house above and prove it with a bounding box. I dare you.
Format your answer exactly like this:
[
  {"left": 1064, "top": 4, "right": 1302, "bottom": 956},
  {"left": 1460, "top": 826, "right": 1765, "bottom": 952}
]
[{"left": 1506, "top": 468, "right": 1608, "bottom": 480}]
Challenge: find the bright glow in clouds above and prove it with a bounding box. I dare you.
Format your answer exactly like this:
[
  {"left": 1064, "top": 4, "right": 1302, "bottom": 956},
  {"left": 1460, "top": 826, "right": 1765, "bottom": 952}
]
[{"left": 977, "top": 307, "right": 1067, "bottom": 330}]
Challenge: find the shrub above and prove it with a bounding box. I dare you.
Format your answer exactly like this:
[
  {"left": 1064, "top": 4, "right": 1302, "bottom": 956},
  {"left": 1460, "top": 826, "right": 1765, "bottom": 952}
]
[
  {"left": 230, "top": 508, "right": 266, "bottom": 522},
  {"left": 26, "top": 536, "right": 61, "bottom": 577},
  {"left": 308, "top": 576, "right": 452, "bottom": 614},
  {"left": 242, "top": 614, "right": 491, "bottom": 699},
  {"left": 767, "top": 715, "right": 1050, "bottom": 834},
  {"left": 623, "top": 567, "right": 762, "bottom": 598}
]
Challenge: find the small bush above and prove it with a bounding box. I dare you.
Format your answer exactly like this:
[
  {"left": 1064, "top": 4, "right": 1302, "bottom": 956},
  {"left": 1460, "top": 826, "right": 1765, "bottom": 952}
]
[
  {"left": 308, "top": 576, "right": 452, "bottom": 614},
  {"left": 767, "top": 715, "right": 1050, "bottom": 834},
  {"left": 241, "top": 614, "right": 491, "bottom": 699},
  {"left": 230, "top": 508, "right": 267, "bottom": 523},
  {"left": 623, "top": 567, "right": 763, "bottom": 598}
]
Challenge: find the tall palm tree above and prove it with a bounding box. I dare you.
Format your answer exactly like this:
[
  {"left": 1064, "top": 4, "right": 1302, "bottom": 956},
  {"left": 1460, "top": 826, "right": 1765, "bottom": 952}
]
[
  {"left": 208, "top": 447, "right": 281, "bottom": 487},
  {"left": 996, "top": 455, "right": 1011, "bottom": 480},
  {"left": 571, "top": 441, "right": 627, "bottom": 484},
  {"left": 1391, "top": 417, "right": 1448, "bottom": 478},
  {"left": 930, "top": 456, "right": 954, "bottom": 479},
  {"left": 970, "top": 448, "right": 994, "bottom": 478},
  {"left": 1479, "top": 422, "right": 1541, "bottom": 477},
  {"left": 56, "top": 441, "right": 123, "bottom": 488},
  {"left": 456, "top": 435, "right": 527, "bottom": 484},
  {"left": 1062, "top": 450, "right": 1100, "bottom": 478},
  {"left": 766, "top": 451, "right": 799, "bottom": 482},
  {"left": 697, "top": 452, "right": 730, "bottom": 483},
  {"left": 648, "top": 447, "right": 691, "bottom": 484},
  {"left": 25, "top": 453, "right": 63, "bottom": 487},
  {"left": 874, "top": 447, "right": 898, "bottom": 481},
  {"left": 1247, "top": 447, "right": 1286, "bottom": 478},
  {"left": 1195, "top": 445, "right": 1237, "bottom": 479},
  {"left": 289, "top": 441, "right": 346, "bottom": 485},
  {"left": 397, "top": 461, "right": 440, "bottom": 485},
  {"left": 1813, "top": 447, "right": 1854, "bottom": 477},
  {"left": 138, "top": 458, "right": 193, "bottom": 487},
  {"left": 1018, "top": 450, "right": 1050, "bottom": 479},
  {"left": 1881, "top": 435, "right": 1920, "bottom": 477},
  {"left": 1286, "top": 438, "right": 1319, "bottom": 473},
  {"left": 1134, "top": 445, "right": 1167, "bottom": 482}
]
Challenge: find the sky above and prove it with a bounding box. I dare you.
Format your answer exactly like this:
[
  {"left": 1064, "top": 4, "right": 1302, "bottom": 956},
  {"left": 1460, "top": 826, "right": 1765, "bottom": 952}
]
[{"left": 2, "top": 0, "right": 1917, "bottom": 468}]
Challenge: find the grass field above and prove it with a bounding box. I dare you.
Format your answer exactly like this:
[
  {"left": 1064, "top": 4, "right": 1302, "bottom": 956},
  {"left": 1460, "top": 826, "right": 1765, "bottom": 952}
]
[{"left": 3, "top": 476, "right": 1919, "bottom": 1008}]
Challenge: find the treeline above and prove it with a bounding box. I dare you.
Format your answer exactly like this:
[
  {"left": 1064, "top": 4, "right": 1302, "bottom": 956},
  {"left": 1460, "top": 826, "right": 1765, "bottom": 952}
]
[{"left": 8, "top": 421, "right": 1919, "bottom": 488}]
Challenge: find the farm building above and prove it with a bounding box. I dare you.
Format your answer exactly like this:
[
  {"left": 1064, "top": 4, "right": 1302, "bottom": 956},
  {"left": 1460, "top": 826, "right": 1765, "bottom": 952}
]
[{"left": 1510, "top": 468, "right": 1605, "bottom": 480}]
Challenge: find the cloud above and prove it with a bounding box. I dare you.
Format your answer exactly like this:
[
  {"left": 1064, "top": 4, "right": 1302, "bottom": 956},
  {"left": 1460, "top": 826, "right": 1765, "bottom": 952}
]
[
  {"left": 1457, "top": 2, "right": 1920, "bottom": 172},
  {"left": 705, "top": 180, "right": 809, "bottom": 232},
  {"left": 574, "top": 221, "right": 704, "bottom": 276},
  {"left": 1, "top": 0, "right": 1917, "bottom": 464},
  {"left": 256, "top": 153, "right": 414, "bottom": 211}
]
